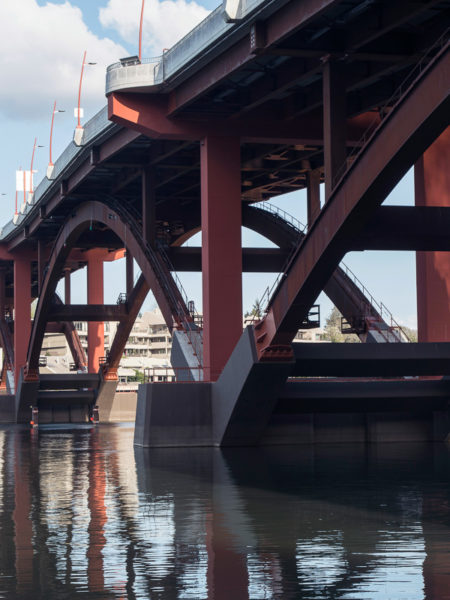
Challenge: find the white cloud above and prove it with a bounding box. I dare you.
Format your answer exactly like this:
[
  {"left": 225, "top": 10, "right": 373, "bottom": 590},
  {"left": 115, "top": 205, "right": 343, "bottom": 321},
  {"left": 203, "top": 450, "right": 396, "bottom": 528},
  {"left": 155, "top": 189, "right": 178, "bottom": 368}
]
[
  {"left": 99, "top": 0, "right": 210, "bottom": 57},
  {"left": 0, "top": 0, "right": 127, "bottom": 121}
]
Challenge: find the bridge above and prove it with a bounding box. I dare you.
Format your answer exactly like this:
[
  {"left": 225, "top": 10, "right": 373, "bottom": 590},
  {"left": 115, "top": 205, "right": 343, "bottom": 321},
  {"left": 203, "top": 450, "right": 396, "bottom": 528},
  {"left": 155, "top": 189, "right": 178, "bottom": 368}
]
[{"left": 0, "top": 0, "right": 449, "bottom": 445}]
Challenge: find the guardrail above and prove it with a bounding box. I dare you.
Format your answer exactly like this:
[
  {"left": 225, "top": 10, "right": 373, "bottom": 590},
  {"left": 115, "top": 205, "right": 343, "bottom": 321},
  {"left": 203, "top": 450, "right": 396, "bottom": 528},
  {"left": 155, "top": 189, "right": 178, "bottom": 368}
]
[
  {"left": 254, "top": 202, "right": 411, "bottom": 341},
  {"left": 143, "top": 366, "right": 221, "bottom": 383}
]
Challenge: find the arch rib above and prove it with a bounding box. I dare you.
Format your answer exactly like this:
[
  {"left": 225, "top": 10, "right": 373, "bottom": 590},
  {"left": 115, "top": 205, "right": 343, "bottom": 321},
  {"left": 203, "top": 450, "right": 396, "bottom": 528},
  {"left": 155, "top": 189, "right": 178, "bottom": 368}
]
[
  {"left": 253, "top": 41, "right": 450, "bottom": 356},
  {"left": 27, "top": 201, "right": 190, "bottom": 377}
]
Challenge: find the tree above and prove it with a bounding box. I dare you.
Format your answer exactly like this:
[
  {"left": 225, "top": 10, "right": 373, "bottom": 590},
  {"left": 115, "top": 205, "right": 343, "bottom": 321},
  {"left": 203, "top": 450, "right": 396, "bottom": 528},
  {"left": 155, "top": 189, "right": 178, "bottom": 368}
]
[
  {"left": 398, "top": 325, "right": 417, "bottom": 342},
  {"left": 244, "top": 298, "right": 263, "bottom": 319},
  {"left": 323, "top": 307, "right": 360, "bottom": 343}
]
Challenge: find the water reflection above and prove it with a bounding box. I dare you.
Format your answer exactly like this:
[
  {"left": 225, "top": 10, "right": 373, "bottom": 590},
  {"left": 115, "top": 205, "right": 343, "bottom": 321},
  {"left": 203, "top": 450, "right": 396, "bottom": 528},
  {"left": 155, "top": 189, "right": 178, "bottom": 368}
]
[{"left": 0, "top": 424, "right": 449, "bottom": 599}]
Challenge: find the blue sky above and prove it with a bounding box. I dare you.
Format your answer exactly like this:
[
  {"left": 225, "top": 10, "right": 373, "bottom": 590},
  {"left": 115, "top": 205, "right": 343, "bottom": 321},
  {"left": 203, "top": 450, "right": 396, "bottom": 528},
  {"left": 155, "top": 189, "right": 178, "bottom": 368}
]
[{"left": 0, "top": 0, "right": 417, "bottom": 327}]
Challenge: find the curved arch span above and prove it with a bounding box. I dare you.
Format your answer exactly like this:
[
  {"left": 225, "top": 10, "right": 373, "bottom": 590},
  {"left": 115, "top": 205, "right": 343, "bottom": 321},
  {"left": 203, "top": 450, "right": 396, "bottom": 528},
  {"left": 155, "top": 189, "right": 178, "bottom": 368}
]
[
  {"left": 26, "top": 201, "right": 189, "bottom": 377},
  {"left": 255, "top": 39, "right": 450, "bottom": 356},
  {"left": 172, "top": 204, "right": 385, "bottom": 341}
]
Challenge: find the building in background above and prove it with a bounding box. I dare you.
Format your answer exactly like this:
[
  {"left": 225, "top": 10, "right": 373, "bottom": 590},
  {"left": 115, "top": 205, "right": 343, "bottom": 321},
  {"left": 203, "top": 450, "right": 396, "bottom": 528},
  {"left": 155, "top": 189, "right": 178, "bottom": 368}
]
[{"left": 41, "top": 308, "right": 327, "bottom": 383}]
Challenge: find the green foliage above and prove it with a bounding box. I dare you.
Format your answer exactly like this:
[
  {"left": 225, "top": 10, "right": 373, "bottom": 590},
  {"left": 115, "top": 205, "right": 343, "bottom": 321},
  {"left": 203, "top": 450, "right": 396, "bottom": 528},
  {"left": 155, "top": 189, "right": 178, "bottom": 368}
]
[
  {"left": 399, "top": 325, "right": 417, "bottom": 342},
  {"left": 323, "top": 307, "right": 360, "bottom": 343},
  {"left": 244, "top": 298, "right": 263, "bottom": 319},
  {"left": 133, "top": 370, "right": 145, "bottom": 383}
]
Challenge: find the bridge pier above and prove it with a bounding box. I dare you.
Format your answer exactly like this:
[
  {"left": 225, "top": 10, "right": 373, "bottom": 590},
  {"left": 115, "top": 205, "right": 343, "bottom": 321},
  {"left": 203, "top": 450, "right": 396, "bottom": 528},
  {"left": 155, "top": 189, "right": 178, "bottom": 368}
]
[
  {"left": 87, "top": 253, "right": 104, "bottom": 373},
  {"left": 201, "top": 136, "right": 242, "bottom": 381},
  {"left": 14, "top": 259, "right": 31, "bottom": 387},
  {"left": 416, "top": 127, "right": 450, "bottom": 342}
]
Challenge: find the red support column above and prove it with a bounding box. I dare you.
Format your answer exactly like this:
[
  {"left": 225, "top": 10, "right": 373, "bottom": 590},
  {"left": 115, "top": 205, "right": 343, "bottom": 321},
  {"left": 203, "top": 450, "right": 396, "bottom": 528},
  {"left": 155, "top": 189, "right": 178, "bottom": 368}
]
[
  {"left": 37, "top": 239, "right": 45, "bottom": 294},
  {"left": 0, "top": 269, "right": 5, "bottom": 319},
  {"left": 415, "top": 127, "right": 450, "bottom": 342},
  {"left": 201, "top": 136, "right": 242, "bottom": 381},
  {"left": 87, "top": 255, "right": 104, "bottom": 373},
  {"left": 142, "top": 166, "right": 156, "bottom": 247},
  {"left": 14, "top": 258, "right": 31, "bottom": 385},
  {"left": 126, "top": 251, "right": 134, "bottom": 299},
  {"left": 323, "top": 59, "right": 347, "bottom": 200},
  {"left": 64, "top": 268, "right": 71, "bottom": 304},
  {"left": 306, "top": 169, "right": 321, "bottom": 228}
]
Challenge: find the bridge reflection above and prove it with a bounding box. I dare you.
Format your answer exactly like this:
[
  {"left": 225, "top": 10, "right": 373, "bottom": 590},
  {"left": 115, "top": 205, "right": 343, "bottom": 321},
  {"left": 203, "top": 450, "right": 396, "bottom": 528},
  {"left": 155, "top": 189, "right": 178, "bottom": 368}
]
[{"left": 0, "top": 426, "right": 448, "bottom": 598}]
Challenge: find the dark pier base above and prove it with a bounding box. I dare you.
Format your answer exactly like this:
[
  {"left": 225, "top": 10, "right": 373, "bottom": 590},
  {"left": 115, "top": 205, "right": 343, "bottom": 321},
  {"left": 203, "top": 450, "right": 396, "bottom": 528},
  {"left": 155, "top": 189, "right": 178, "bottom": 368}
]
[
  {"left": 134, "top": 379, "right": 450, "bottom": 447},
  {"left": 135, "top": 330, "right": 450, "bottom": 447}
]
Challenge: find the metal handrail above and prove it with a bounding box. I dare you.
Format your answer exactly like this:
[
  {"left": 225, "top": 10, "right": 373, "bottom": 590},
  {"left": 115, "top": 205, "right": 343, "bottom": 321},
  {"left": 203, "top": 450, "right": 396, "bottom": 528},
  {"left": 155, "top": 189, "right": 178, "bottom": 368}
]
[
  {"left": 100, "top": 195, "right": 203, "bottom": 367},
  {"left": 257, "top": 201, "right": 308, "bottom": 234},
  {"left": 254, "top": 203, "right": 411, "bottom": 341},
  {"left": 332, "top": 28, "right": 450, "bottom": 188},
  {"left": 253, "top": 34, "right": 450, "bottom": 334},
  {"left": 156, "top": 243, "right": 203, "bottom": 366},
  {"left": 107, "top": 56, "right": 162, "bottom": 72}
]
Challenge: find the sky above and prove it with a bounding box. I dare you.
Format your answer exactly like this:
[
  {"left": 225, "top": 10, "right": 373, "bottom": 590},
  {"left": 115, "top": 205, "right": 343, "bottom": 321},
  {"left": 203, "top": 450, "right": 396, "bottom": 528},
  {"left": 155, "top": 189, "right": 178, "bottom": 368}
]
[{"left": 0, "top": 0, "right": 418, "bottom": 328}]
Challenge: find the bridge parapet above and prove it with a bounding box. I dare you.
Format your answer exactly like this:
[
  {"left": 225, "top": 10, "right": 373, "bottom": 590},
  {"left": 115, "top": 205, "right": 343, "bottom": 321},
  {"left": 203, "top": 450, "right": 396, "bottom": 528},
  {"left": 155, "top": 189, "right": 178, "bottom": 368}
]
[{"left": 105, "top": 0, "right": 270, "bottom": 96}]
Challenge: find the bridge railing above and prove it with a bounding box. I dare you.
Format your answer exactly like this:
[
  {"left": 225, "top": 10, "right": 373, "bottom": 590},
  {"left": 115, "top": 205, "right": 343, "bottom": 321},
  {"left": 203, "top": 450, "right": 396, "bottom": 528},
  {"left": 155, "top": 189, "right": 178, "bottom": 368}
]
[
  {"left": 331, "top": 27, "right": 450, "bottom": 190},
  {"left": 253, "top": 202, "right": 411, "bottom": 341},
  {"left": 143, "top": 365, "right": 220, "bottom": 383},
  {"left": 102, "top": 195, "right": 203, "bottom": 367}
]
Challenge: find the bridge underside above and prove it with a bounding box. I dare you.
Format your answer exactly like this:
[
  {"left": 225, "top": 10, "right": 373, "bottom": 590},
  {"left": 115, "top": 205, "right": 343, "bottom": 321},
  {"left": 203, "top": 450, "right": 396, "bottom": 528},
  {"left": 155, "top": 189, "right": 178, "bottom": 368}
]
[{"left": 0, "top": 1, "right": 448, "bottom": 434}]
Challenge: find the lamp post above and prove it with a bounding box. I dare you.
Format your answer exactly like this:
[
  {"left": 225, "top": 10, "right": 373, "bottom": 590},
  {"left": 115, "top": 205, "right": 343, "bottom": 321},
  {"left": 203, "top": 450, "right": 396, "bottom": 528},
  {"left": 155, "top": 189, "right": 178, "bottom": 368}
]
[
  {"left": 74, "top": 51, "right": 96, "bottom": 145},
  {"left": 47, "top": 101, "right": 65, "bottom": 179},
  {"left": 139, "top": 0, "right": 145, "bottom": 62},
  {"left": 28, "top": 138, "right": 44, "bottom": 203}
]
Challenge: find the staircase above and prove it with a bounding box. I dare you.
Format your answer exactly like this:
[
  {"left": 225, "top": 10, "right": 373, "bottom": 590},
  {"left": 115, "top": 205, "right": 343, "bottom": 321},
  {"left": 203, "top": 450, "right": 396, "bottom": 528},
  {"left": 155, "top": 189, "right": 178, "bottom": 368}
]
[{"left": 255, "top": 202, "right": 409, "bottom": 343}]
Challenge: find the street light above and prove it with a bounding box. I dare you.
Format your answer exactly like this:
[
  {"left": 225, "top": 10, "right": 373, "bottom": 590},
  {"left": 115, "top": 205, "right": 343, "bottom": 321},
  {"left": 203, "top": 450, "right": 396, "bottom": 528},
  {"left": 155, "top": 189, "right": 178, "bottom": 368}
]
[
  {"left": 73, "top": 51, "right": 96, "bottom": 145},
  {"left": 139, "top": 0, "right": 145, "bottom": 62},
  {"left": 47, "top": 101, "right": 65, "bottom": 179},
  {"left": 28, "top": 137, "right": 44, "bottom": 203}
]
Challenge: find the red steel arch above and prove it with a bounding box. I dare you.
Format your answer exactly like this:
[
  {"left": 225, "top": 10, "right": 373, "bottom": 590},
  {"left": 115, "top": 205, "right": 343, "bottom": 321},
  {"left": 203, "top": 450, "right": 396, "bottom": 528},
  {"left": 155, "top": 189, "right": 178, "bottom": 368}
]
[
  {"left": 254, "top": 40, "right": 450, "bottom": 357},
  {"left": 26, "top": 201, "right": 189, "bottom": 378},
  {"left": 175, "top": 205, "right": 386, "bottom": 340}
]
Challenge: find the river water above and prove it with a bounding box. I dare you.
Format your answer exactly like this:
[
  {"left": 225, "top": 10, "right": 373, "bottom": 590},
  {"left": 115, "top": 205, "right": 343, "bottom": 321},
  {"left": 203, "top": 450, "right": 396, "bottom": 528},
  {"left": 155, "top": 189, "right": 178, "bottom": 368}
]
[{"left": 0, "top": 423, "right": 449, "bottom": 599}]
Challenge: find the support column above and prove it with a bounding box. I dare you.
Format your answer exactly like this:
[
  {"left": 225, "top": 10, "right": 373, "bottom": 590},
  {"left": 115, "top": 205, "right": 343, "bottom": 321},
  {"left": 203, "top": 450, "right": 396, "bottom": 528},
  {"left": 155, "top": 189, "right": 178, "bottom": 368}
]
[
  {"left": 306, "top": 169, "right": 321, "bottom": 228},
  {"left": 64, "top": 268, "right": 71, "bottom": 305},
  {"left": 323, "top": 59, "right": 347, "bottom": 200},
  {"left": 142, "top": 167, "right": 156, "bottom": 247},
  {"left": 0, "top": 269, "right": 5, "bottom": 319},
  {"left": 87, "top": 255, "right": 104, "bottom": 373},
  {"left": 201, "top": 136, "right": 242, "bottom": 381},
  {"left": 37, "top": 239, "right": 45, "bottom": 294},
  {"left": 415, "top": 127, "right": 450, "bottom": 342},
  {"left": 126, "top": 251, "right": 134, "bottom": 299},
  {"left": 14, "top": 258, "right": 31, "bottom": 385}
]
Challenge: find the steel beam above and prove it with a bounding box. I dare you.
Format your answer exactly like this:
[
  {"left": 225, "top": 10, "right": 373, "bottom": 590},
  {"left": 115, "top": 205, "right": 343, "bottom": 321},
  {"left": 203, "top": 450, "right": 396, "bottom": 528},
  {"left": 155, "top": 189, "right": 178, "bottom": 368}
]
[
  {"left": 254, "top": 41, "right": 450, "bottom": 355},
  {"left": 142, "top": 167, "right": 155, "bottom": 246},
  {"left": 126, "top": 251, "right": 134, "bottom": 298},
  {"left": 168, "top": 246, "right": 288, "bottom": 272},
  {"left": 353, "top": 205, "right": 450, "bottom": 251},
  {"left": 165, "top": 0, "right": 342, "bottom": 115},
  {"left": 106, "top": 275, "right": 150, "bottom": 372},
  {"left": 291, "top": 342, "right": 450, "bottom": 377},
  {"left": 49, "top": 304, "right": 127, "bottom": 322},
  {"left": 322, "top": 59, "right": 347, "bottom": 199},
  {"left": 306, "top": 169, "right": 321, "bottom": 227},
  {"left": 64, "top": 268, "right": 71, "bottom": 305}
]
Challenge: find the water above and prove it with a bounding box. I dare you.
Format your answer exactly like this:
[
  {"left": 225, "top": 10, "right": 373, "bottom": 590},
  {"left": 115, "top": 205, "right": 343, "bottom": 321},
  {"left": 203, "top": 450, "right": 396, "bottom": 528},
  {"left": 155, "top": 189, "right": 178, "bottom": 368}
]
[{"left": 0, "top": 424, "right": 449, "bottom": 599}]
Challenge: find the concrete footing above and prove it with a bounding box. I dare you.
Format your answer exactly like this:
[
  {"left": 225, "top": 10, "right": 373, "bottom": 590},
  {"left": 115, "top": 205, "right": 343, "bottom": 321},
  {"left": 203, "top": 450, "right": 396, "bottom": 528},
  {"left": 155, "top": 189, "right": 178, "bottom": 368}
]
[
  {"left": 134, "top": 327, "right": 295, "bottom": 447},
  {"left": 134, "top": 328, "right": 450, "bottom": 448}
]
